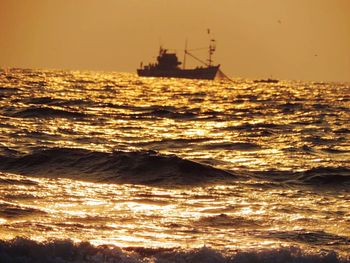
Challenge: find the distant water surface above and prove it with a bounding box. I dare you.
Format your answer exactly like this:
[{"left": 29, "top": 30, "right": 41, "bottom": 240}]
[{"left": 0, "top": 68, "right": 349, "bottom": 262}]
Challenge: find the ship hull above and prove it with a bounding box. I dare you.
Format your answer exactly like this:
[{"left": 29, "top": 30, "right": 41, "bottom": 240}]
[{"left": 137, "top": 66, "right": 220, "bottom": 80}]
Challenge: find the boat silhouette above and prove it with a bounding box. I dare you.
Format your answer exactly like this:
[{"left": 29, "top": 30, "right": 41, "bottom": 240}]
[
  {"left": 137, "top": 37, "right": 220, "bottom": 80},
  {"left": 253, "top": 78, "right": 279, "bottom": 84}
]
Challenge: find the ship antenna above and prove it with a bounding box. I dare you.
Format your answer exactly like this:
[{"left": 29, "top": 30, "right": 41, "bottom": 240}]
[
  {"left": 158, "top": 37, "right": 163, "bottom": 55},
  {"left": 183, "top": 39, "right": 188, "bottom": 69}
]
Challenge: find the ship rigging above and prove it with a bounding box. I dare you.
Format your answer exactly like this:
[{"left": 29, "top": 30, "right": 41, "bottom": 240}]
[{"left": 137, "top": 34, "right": 220, "bottom": 80}]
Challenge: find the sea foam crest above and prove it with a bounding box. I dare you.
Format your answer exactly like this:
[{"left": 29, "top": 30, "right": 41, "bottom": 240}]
[{"left": 0, "top": 238, "right": 348, "bottom": 263}]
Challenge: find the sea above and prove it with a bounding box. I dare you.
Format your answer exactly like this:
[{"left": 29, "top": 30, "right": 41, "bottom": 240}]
[{"left": 0, "top": 68, "right": 349, "bottom": 262}]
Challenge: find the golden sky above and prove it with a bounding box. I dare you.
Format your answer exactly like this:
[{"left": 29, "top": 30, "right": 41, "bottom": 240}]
[{"left": 1, "top": 0, "right": 349, "bottom": 82}]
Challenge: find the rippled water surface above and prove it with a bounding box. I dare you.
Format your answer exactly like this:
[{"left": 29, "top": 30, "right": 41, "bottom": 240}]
[{"left": 0, "top": 68, "right": 349, "bottom": 262}]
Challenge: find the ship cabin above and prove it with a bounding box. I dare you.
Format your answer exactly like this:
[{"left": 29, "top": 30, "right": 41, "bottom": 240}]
[{"left": 155, "top": 48, "right": 182, "bottom": 70}]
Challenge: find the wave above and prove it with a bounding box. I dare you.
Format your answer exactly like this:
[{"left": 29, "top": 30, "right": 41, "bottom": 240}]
[
  {"left": 257, "top": 167, "right": 350, "bottom": 186},
  {"left": 258, "top": 230, "right": 350, "bottom": 246},
  {"left": 282, "top": 145, "right": 315, "bottom": 154},
  {"left": 135, "top": 137, "right": 210, "bottom": 150},
  {"left": 0, "top": 238, "right": 348, "bottom": 263},
  {"left": 105, "top": 104, "right": 198, "bottom": 119},
  {"left": 0, "top": 87, "right": 19, "bottom": 93},
  {"left": 304, "top": 135, "right": 344, "bottom": 145},
  {"left": 0, "top": 148, "right": 236, "bottom": 185},
  {"left": 8, "top": 107, "right": 87, "bottom": 119},
  {"left": 296, "top": 167, "right": 350, "bottom": 185},
  {"left": 20, "top": 96, "right": 93, "bottom": 107},
  {"left": 194, "top": 213, "right": 261, "bottom": 228},
  {"left": 0, "top": 148, "right": 347, "bottom": 187},
  {"left": 224, "top": 122, "right": 288, "bottom": 132},
  {"left": 21, "top": 96, "right": 58, "bottom": 105},
  {"left": 0, "top": 146, "right": 20, "bottom": 157},
  {"left": 334, "top": 128, "right": 350, "bottom": 134},
  {"left": 203, "top": 142, "right": 261, "bottom": 151},
  {"left": 0, "top": 177, "right": 38, "bottom": 186},
  {"left": 138, "top": 107, "right": 197, "bottom": 120},
  {"left": 278, "top": 102, "right": 304, "bottom": 113},
  {"left": 0, "top": 202, "right": 45, "bottom": 219},
  {"left": 321, "top": 148, "right": 350, "bottom": 154}
]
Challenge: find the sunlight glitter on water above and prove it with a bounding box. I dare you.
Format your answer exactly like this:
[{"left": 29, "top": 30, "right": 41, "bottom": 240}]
[
  {"left": 0, "top": 69, "right": 349, "bottom": 258},
  {"left": 1, "top": 172, "right": 349, "bottom": 256}
]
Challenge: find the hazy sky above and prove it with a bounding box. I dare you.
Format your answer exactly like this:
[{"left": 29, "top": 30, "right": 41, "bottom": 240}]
[{"left": 1, "top": 0, "right": 349, "bottom": 82}]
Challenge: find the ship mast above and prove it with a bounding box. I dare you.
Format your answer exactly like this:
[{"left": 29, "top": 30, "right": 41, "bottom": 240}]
[
  {"left": 183, "top": 39, "right": 188, "bottom": 69},
  {"left": 181, "top": 30, "right": 217, "bottom": 68},
  {"left": 207, "top": 29, "right": 216, "bottom": 67}
]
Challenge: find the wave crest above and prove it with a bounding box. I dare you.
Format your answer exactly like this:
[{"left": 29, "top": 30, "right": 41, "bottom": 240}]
[
  {"left": 297, "top": 167, "right": 350, "bottom": 185},
  {"left": 257, "top": 167, "right": 350, "bottom": 186},
  {"left": 8, "top": 107, "right": 87, "bottom": 119},
  {"left": 0, "top": 148, "right": 235, "bottom": 185}
]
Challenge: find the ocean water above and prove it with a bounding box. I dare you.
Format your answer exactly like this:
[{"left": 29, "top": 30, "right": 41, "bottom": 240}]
[{"left": 0, "top": 68, "right": 349, "bottom": 262}]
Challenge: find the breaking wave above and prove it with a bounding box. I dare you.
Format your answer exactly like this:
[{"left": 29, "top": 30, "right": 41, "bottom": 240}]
[
  {"left": 0, "top": 238, "right": 348, "bottom": 263},
  {"left": 0, "top": 148, "right": 236, "bottom": 185}
]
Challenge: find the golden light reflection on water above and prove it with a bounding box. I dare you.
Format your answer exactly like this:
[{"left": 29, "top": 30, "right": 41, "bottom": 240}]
[
  {"left": 1, "top": 172, "right": 349, "bottom": 256},
  {"left": 0, "top": 70, "right": 349, "bottom": 257},
  {"left": 1, "top": 70, "right": 348, "bottom": 171}
]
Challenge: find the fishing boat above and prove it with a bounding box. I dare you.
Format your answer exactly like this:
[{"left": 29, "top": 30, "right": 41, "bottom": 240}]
[
  {"left": 253, "top": 78, "right": 279, "bottom": 84},
  {"left": 137, "top": 37, "right": 220, "bottom": 80}
]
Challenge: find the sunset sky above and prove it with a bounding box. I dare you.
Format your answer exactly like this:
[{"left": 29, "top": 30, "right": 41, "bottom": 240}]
[{"left": 1, "top": 0, "right": 349, "bottom": 82}]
